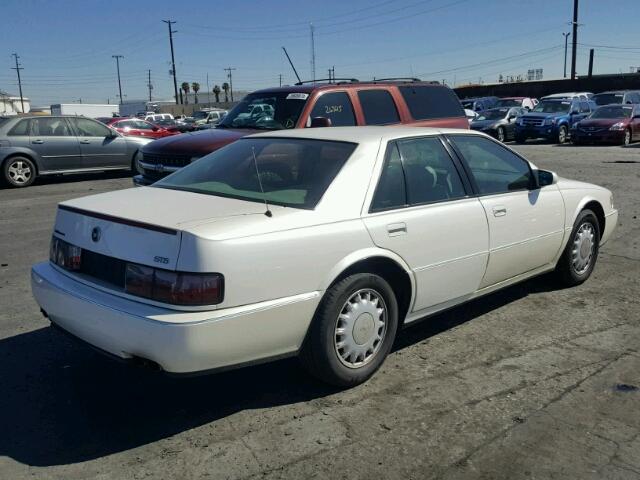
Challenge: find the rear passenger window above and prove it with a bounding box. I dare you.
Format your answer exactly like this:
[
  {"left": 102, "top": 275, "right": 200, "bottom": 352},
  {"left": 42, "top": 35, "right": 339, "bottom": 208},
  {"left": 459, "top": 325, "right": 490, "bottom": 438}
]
[
  {"left": 397, "top": 137, "right": 466, "bottom": 204},
  {"left": 357, "top": 90, "right": 400, "bottom": 125},
  {"left": 309, "top": 92, "right": 356, "bottom": 126},
  {"left": 579, "top": 102, "right": 590, "bottom": 113},
  {"left": 399, "top": 86, "right": 464, "bottom": 120},
  {"left": 371, "top": 143, "right": 406, "bottom": 211},
  {"left": 8, "top": 119, "right": 29, "bottom": 136},
  {"left": 450, "top": 135, "right": 533, "bottom": 194}
]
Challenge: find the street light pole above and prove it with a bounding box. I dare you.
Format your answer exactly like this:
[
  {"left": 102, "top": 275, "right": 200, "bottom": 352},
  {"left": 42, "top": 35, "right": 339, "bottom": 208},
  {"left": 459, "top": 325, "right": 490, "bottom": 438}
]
[
  {"left": 563, "top": 32, "right": 571, "bottom": 79},
  {"left": 112, "top": 55, "right": 124, "bottom": 105},
  {"left": 570, "top": 0, "right": 579, "bottom": 80},
  {"left": 162, "top": 20, "right": 179, "bottom": 105}
]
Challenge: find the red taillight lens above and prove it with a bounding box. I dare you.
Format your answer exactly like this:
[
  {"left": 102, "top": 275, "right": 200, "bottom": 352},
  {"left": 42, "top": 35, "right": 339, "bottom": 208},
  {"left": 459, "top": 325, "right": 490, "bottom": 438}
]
[
  {"left": 50, "top": 236, "right": 81, "bottom": 271},
  {"left": 125, "top": 264, "right": 223, "bottom": 306}
]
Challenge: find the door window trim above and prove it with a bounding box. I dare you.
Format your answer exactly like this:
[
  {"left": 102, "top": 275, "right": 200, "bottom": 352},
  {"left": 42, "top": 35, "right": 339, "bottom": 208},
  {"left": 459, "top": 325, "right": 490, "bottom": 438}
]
[
  {"left": 445, "top": 133, "right": 538, "bottom": 197},
  {"left": 368, "top": 135, "right": 474, "bottom": 214}
]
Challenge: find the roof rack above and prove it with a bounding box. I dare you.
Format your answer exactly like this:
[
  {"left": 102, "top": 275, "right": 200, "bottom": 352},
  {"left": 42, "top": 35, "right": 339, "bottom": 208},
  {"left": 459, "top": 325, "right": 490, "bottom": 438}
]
[
  {"left": 294, "top": 78, "right": 359, "bottom": 85},
  {"left": 372, "top": 77, "right": 422, "bottom": 83}
]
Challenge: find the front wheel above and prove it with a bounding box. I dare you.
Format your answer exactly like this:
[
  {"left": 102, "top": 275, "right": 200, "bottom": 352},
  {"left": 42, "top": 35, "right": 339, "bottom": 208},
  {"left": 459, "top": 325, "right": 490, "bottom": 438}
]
[
  {"left": 300, "top": 273, "right": 399, "bottom": 387},
  {"left": 555, "top": 209, "right": 600, "bottom": 287},
  {"left": 557, "top": 125, "right": 568, "bottom": 144},
  {"left": 3, "top": 156, "right": 36, "bottom": 187},
  {"left": 496, "top": 126, "right": 506, "bottom": 143},
  {"left": 623, "top": 128, "right": 631, "bottom": 146}
]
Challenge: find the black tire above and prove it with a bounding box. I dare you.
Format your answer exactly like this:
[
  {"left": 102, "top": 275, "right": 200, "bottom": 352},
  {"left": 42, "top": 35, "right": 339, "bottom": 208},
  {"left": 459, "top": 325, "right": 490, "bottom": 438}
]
[
  {"left": 557, "top": 125, "right": 568, "bottom": 144},
  {"left": 300, "top": 273, "right": 399, "bottom": 387},
  {"left": 623, "top": 128, "right": 631, "bottom": 146},
  {"left": 515, "top": 134, "right": 527, "bottom": 144},
  {"left": 3, "top": 156, "right": 36, "bottom": 188},
  {"left": 555, "top": 209, "right": 600, "bottom": 287},
  {"left": 496, "top": 126, "right": 506, "bottom": 143}
]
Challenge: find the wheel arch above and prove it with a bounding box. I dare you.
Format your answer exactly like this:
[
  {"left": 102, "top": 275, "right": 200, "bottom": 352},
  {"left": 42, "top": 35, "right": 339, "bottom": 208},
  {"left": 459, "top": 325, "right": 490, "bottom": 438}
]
[
  {"left": 582, "top": 200, "right": 606, "bottom": 239},
  {"left": 320, "top": 249, "right": 415, "bottom": 325},
  {"left": 1, "top": 150, "right": 41, "bottom": 174}
]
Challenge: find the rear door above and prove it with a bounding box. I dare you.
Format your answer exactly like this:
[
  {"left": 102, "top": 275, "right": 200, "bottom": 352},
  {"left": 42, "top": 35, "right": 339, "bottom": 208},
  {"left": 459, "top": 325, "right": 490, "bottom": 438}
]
[
  {"left": 448, "top": 134, "right": 564, "bottom": 287},
  {"left": 28, "top": 117, "right": 82, "bottom": 171},
  {"left": 363, "top": 136, "right": 489, "bottom": 313},
  {"left": 70, "top": 117, "right": 129, "bottom": 169}
]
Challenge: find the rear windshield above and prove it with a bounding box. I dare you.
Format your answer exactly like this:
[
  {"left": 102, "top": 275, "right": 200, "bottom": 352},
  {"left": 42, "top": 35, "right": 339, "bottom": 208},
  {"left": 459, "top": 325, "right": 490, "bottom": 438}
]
[
  {"left": 218, "top": 92, "right": 308, "bottom": 130},
  {"left": 495, "top": 99, "right": 521, "bottom": 107},
  {"left": 398, "top": 86, "right": 464, "bottom": 120},
  {"left": 154, "top": 138, "right": 356, "bottom": 209},
  {"left": 592, "top": 93, "right": 624, "bottom": 106}
]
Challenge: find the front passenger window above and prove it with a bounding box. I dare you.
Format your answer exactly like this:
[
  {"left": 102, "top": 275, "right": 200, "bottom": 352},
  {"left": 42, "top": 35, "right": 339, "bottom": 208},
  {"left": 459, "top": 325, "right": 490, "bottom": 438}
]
[{"left": 450, "top": 135, "right": 532, "bottom": 195}]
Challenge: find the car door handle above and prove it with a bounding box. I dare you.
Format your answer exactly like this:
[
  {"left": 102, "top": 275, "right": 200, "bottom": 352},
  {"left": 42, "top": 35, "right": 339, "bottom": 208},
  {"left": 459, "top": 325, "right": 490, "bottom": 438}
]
[
  {"left": 492, "top": 206, "right": 507, "bottom": 217},
  {"left": 79, "top": 140, "right": 91, "bottom": 144},
  {"left": 31, "top": 139, "right": 44, "bottom": 144},
  {"left": 387, "top": 223, "right": 407, "bottom": 236}
]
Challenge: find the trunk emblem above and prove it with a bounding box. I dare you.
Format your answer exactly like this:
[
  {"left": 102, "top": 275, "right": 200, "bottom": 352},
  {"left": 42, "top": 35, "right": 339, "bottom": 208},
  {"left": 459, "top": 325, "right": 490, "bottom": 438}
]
[{"left": 91, "top": 227, "right": 102, "bottom": 242}]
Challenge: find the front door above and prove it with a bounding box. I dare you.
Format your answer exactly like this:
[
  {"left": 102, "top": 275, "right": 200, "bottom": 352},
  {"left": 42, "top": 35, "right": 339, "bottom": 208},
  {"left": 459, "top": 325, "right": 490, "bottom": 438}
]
[
  {"left": 363, "top": 136, "right": 489, "bottom": 313},
  {"left": 28, "top": 117, "right": 81, "bottom": 172},
  {"left": 70, "top": 117, "right": 129, "bottom": 169},
  {"left": 448, "top": 134, "right": 565, "bottom": 287}
]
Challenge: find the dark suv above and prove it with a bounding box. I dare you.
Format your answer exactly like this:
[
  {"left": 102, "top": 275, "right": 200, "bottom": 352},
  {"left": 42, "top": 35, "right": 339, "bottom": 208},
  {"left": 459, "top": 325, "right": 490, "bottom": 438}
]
[
  {"left": 592, "top": 90, "right": 640, "bottom": 106},
  {"left": 134, "top": 79, "right": 467, "bottom": 185}
]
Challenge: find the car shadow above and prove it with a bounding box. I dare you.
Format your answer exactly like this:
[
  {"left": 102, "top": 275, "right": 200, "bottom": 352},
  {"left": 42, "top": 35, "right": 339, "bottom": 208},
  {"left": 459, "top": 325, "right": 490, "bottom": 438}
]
[{"left": 0, "top": 272, "right": 559, "bottom": 467}]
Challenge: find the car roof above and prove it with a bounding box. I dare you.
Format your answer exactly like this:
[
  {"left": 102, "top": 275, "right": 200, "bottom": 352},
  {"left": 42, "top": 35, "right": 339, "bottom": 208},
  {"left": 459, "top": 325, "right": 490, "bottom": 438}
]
[
  {"left": 250, "top": 81, "right": 448, "bottom": 95},
  {"left": 249, "top": 126, "right": 474, "bottom": 144}
]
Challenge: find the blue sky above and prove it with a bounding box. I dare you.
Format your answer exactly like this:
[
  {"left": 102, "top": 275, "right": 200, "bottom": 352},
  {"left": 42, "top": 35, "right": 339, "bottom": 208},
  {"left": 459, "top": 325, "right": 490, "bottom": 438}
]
[{"left": 1, "top": 0, "right": 639, "bottom": 105}]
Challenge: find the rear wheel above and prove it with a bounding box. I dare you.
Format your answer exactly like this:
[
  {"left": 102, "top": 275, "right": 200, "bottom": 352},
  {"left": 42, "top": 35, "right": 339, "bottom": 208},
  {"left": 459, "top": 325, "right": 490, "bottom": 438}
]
[
  {"left": 3, "top": 156, "right": 36, "bottom": 188},
  {"left": 496, "top": 126, "right": 506, "bottom": 143},
  {"left": 300, "top": 273, "right": 398, "bottom": 387},
  {"left": 557, "top": 125, "right": 568, "bottom": 144},
  {"left": 623, "top": 128, "right": 631, "bottom": 146},
  {"left": 555, "top": 209, "right": 600, "bottom": 286}
]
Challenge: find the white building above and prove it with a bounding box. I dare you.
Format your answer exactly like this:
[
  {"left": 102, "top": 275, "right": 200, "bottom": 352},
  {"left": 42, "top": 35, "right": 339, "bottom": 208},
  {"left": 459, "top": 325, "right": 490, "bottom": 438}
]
[{"left": 0, "top": 91, "right": 31, "bottom": 115}]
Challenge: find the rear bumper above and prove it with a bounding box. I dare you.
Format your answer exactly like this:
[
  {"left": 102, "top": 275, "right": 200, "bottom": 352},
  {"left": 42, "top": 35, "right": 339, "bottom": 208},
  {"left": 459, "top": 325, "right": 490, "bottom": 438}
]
[{"left": 31, "top": 262, "right": 320, "bottom": 373}]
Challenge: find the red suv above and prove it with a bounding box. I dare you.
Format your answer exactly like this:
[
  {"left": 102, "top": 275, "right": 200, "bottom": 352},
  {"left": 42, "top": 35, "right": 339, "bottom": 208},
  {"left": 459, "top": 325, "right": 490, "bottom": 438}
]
[
  {"left": 106, "top": 118, "right": 180, "bottom": 139},
  {"left": 134, "top": 79, "right": 467, "bottom": 185}
]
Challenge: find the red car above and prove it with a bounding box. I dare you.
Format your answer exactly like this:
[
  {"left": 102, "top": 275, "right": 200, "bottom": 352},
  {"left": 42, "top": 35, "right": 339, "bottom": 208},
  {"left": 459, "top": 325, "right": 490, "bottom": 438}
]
[
  {"left": 105, "top": 117, "right": 180, "bottom": 139},
  {"left": 572, "top": 104, "right": 640, "bottom": 146}
]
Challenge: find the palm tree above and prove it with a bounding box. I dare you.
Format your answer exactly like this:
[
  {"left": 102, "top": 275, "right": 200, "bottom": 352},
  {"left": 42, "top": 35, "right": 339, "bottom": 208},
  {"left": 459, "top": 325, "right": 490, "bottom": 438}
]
[
  {"left": 222, "top": 82, "right": 230, "bottom": 103},
  {"left": 213, "top": 85, "right": 221, "bottom": 103},
  {"left": 192, "top": 82, "right": 200, "bottom": 104},
  {"left": 181, "top": 82, "right": 190, "bottom": 104}
]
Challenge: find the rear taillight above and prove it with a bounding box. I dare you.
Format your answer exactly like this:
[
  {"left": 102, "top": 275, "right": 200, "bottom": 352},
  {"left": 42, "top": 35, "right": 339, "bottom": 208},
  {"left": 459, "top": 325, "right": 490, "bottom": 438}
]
[
  {"left": 125, "top": 264, "right": 223, "bottom": 306},
  {"left": 50, "top": 236, "right": 81, "bottom": 271}
]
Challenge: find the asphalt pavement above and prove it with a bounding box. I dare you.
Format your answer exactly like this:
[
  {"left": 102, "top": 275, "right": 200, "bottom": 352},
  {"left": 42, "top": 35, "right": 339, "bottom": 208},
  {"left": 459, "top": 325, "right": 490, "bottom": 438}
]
[{"left": 0, "top": 142, "right": 638, "bottom": 480}]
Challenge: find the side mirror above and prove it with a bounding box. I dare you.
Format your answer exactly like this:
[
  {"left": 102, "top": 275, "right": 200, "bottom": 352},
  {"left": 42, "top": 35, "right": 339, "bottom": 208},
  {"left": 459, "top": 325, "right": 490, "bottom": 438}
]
[
  {"left": 537, "top": 169, "right": 558, "bottom": 187},
  {"left": 310, "top": 117, "right": 332, "bottom": 128},
  {"left": 570, "top": 109, "right": 580, "bottom": 115}
]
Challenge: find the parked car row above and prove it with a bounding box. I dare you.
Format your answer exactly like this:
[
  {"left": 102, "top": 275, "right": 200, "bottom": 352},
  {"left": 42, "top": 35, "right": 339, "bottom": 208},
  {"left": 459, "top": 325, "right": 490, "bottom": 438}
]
[{"left": 466, "top": 89, "right": 640, "bottom": 146}]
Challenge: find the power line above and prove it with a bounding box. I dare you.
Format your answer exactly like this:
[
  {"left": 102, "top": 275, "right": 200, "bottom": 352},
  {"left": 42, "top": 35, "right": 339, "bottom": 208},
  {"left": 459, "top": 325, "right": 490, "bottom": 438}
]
[
  {"left": 162, "top": 20, "right": 179, "bottom": 104},
  {"left": 10, "top": 53, "right": 25, "bottom": 113},
  {"left": 112, "top": 55, "right": 124, "bottom": 105}
]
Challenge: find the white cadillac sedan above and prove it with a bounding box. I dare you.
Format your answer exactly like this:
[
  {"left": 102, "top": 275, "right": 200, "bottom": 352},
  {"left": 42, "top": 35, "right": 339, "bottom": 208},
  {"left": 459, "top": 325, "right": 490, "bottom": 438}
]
[{"left": 32, "top": 127, "right": 617, "bottom": 386}]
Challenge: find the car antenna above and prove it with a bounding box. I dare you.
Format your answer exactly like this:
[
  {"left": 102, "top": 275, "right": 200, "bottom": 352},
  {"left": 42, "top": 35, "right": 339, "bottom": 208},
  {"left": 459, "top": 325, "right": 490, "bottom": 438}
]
[{"left": 252, "top": 147, "right": 273, "bottom": 217}]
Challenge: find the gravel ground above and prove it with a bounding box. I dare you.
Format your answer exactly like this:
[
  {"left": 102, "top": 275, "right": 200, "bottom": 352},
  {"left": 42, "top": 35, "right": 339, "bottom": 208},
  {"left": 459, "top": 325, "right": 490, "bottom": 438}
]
[{"left": 0, "top": 142, "right": 638, "bottom": 480}]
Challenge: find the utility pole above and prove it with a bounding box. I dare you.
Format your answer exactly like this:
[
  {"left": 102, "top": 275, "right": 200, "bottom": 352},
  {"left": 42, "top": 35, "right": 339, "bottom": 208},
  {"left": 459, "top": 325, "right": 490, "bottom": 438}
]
[
  {"left": 224, "top": 67, "right": 236, "bottom": 102},
  {"left": 588, "top": 48, "right": 594, "bottom": 78},
  {"left": 563, "top": 32, "right": 571, "bottom": 78},
  {"left": 112, "top": 55, "right": 124, "bottom": 105},
  {"left": 279, "top": 74, "right": 283, "bottom": 87},
  {"left": 162, "top": 20, "right": 179, "bottom": 104},
  {"left": 147, "top": 69, "right": 153, "bottom": 102},
  {"left": 206, "top": 72, "right": 211, "bottom": 105},
  {"left": 11, "top": 53, "right": 25, "bottom": 113},
  {"left": 570, "top": 0, "right": 579, "bottom": 80},
  {"left": 310, "top": 23, "right": 316, "bottom": 82}
]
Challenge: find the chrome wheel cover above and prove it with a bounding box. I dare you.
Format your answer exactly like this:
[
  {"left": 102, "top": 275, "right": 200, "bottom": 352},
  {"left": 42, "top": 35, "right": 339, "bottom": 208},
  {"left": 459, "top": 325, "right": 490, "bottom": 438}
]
[
  {"left": 558, "top": 127, "right": 567, "bottom": 143},
  {"left": 624, "top": 130, "right": 631, "bottom": 146},
  {"left": 571, "top": 222, "right": 596, "bottom": 274},
  {"left": 334, "top": 288, "right": 387, "bottom": 369},
  {"left": 7, "top": 160, "right": 32, "bottom": 185},
  {"left": 497, "top": 127, "right": 505, "bottom": 142}
]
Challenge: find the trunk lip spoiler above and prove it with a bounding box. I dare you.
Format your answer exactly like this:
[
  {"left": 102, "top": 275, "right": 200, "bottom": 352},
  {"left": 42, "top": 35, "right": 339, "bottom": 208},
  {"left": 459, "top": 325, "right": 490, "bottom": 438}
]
[{"left": 58, "top": 205, "right": 178, "bottom": 236}]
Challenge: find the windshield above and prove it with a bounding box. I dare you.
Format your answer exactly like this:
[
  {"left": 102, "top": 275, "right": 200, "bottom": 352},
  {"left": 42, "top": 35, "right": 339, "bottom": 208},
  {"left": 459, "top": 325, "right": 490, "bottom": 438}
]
[
  {"left": 193, "top": 111, "right": 209, "bottom": 119},
  {"left": 475, "top": 109, "right": 508, "bottom": 121},
  {"left": 218, "top": 92, "right": 308, "bottom": 130},
  {"left": 154, "top": 138, "right": 356, "bottom": 209},
  {"left": 532, "top": 101, "right": 571, "bottom": 114},
  {"left": 592, "top": 93, "right": 624, "bottom": 106},
  {"left": 590, "top": 106, "right": 633, "bottom": 119},
  {"left": 495, "top": 99, "right": 521, "bottom": 107}
]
